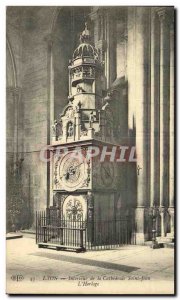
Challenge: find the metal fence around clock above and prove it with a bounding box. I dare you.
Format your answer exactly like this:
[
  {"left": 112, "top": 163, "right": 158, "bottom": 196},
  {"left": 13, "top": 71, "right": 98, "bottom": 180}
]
[{"left": 36, "top": 207, "right": 136, "bottom": 251}]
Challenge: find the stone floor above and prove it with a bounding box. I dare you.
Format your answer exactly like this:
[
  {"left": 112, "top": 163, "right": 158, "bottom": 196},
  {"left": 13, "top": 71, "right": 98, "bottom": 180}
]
[{"left": 6, "top": 235, "right": 175, "bottom": 295}]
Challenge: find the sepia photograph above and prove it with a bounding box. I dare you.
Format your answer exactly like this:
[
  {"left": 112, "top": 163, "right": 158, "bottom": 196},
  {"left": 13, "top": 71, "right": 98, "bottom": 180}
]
[{"left": 6, "top": 5, "right": 175, "bottom": 295}]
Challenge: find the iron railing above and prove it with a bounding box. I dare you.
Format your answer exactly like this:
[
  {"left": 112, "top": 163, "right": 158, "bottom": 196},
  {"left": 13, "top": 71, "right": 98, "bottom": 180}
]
[{"left": 36, "top": 211, "right": 136, "bottom": 251}]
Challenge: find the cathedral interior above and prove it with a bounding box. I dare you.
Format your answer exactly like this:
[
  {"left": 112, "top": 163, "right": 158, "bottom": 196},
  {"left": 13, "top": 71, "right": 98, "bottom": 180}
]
[{"left": 6, "top": 6, "right": 174, "bottom": 245}]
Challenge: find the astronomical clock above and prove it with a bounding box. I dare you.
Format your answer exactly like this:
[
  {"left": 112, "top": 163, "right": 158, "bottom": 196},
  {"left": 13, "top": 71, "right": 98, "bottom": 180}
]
[{"left": 50, "top": 23, "right": 122, "bottom": 225}]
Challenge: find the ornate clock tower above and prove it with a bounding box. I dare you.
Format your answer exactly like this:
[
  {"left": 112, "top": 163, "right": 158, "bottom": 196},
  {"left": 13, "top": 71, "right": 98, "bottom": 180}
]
[{"left": 50, "top": 23, "right": 125, "bottom": 244}]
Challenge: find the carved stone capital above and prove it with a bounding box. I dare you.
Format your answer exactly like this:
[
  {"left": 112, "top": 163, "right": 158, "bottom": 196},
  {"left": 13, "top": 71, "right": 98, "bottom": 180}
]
[
  {"left": 44, "top": 33, "right": 63, "bottom": 49},
  {"left": 151, "top": 8, "right": 157, "bottom": 20},
  {"left": 7, "top": 86, "right": 21, "bottom": 98},
  {"left": 44, "top": 33, "right": 54, "bottom": 48},
  {"left": 168, "top": 207, "right": 174, "bottom": 215},
  {"left": 89, "top": 8, "right": 100, "bottom": 21},
  {"left": 156, "top": 8, "right": 172, "bottom": 25},
  {"left": 159, "top": 206, "right": 168, "bottom": 214}
]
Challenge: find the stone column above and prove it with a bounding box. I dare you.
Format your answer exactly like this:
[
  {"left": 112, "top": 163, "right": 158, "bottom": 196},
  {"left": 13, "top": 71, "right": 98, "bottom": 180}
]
[
  {"left": 103, "top": 9, "right": 117, "bottom": 89},
  {"left": 126, "top": 8, "right": 137, "bottom": 217},
  {"left": 87, "top": 192, "right": 94, "bottom": 244},
  {"left": 150, "top": 10, "right": 160, "bottom": 208},
  {"left": 168, "top": 20, "right": 174, "bottom": 237},
  {"left": 157, "top": 9, "right": 170, "bottom": 236},
  {"left": 127, "top": 7, "right": 136, "bottom": 132},
  {"left": 7, "top": 87, "right": 20, "bottom": 231},
  {"left": 45, "top": 33, "right": 54, "bottom": 144},
  {"left": 12, "top": 88, "right": 21, "bottom": 166},
  {"left": 45, "top": 34, "right": 54, "bottom": 207},
  {"left": 6, "top": 88, "right": 15, "bottom": 165},
  {"left": 108, "top": 11, "right": 116, "bottom": 86},
  {"left": 105, "top": 10, "right": 110, "bottom": 89},
  {"left": 116, "top": 11, "right": 127, "bottom": 80},
  {"left": 134, "top": 7, "right": 150, "bottom": 243},
  {"left": 75, "top": 111, "right": 81, "bottom": 140}
]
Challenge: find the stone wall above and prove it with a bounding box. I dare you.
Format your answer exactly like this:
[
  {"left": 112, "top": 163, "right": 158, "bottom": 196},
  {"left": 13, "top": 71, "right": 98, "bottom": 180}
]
[
  {"left": 6, "top": 6, "right": 174, "bottom": 241},
  {"left": 6, "top": 6, "right": 91, "bottom": 230}
]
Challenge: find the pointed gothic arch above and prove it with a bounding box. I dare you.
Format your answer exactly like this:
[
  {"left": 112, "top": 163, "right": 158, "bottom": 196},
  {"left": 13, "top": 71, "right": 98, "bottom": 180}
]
[{"left": 6, "top": 37, "right": 17, "bottom": 88}]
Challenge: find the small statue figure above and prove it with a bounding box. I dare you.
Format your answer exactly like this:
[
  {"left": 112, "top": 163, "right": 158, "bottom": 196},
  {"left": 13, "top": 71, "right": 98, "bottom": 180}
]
[
  {"left": 83, "top": 66, "right": 89, "bottom": 77},
  {"left": 75, "top": 101, "right": 81, "bottom": 112},
  {"left": 57, "top": 120, "right": 63, "bottom": 137},
  {"left": 89, "top": 66, "right": 93, "bottom": 77},
  {"left": 67, "top": 122, "right": 74, "bottom": 137},
  {"left": 80, "top": 22, "right": 90, "bottom": 44},
  {"left": 77, "top": 85, "right": 83, "bottom": 93},
  {"left": 80, "top": 128, "right": 88, "bottom": 136},
  {"left": 102, "top": 102, "right": 109, "bottom": 111},
  {"left": 89, "top": 111, "right": 95, "bottom": 128},
  {"left": 52, "top": 120, "right": 58, "bottom": 137}
]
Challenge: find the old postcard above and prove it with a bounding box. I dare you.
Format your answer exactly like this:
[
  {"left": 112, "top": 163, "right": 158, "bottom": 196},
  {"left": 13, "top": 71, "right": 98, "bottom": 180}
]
[{"left": 6, "top": 6, "right": 175, "bottom": 295}]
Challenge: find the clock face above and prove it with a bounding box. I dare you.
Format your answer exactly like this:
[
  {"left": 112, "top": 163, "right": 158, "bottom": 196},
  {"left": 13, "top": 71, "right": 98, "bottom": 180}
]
[
  {"left": 100, "top": 161, "right": 115, "bottom": 187},
  {"left": 59, "top": 152, "right": 86, "bottom": 191}
]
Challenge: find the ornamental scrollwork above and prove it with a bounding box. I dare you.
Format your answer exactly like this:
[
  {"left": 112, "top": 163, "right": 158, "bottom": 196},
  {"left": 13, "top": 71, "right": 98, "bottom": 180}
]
[{"left": 65, "top": 198, "right": 83, "bottom": 221}]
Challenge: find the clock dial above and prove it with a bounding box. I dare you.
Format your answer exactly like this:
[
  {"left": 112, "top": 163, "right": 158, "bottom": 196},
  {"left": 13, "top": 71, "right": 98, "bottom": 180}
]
[
  {"left": 100, "top": 161, "right": 115, "bottom": 186},
  {"left": 59, "top": 152, "right": 86, "bottom": 191}
]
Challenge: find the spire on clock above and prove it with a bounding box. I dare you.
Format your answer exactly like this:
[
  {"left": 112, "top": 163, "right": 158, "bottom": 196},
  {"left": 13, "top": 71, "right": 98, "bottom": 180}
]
[
  {"left": 79, "top": 22, "right": 90, "bottom": 43},
  {"left": 73, "top": 22, "right": 99, "bottom": 62}
]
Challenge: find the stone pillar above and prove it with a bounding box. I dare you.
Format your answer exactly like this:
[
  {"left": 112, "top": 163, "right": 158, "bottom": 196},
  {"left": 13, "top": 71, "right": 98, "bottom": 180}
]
[
  {"left": 87, "top": 192, "right": 94, "bottom": 244},
  {"left": 75, "top": 111, "right": 81, "bottom": 140},
  {"left": 7, "top": 87, "right": 20, "bottom": 231},
  {"left": 150, "top": 10, "right": 160, "bottom": 208},
  {"left": 168, "top": 20, "right": 174, "bottom": 237},
  {"left": 102, "top": 9, "right": 117, "bottom": 89},
  {"left": 12, "top": 88, "right": 21, "bottom": 165},
  {"left": 45, "top": 34, "right": 54, "bottom": 207},
  {"left": 108, "top": 11, "right": 116, "bottom": 86},
  {"left": 45, "top": 33, "right": 55, "bottom": 143},
  {"left": 126, "top": 8, "right": 137, "bottom": 216},
  {"left": 116, "top": 10, "right": 127, "bottom": 80},
  {"left": 134, "top": 8, "right": 150, "bottom": 243},
  {"left": 127, "top": 8, "right": 136, "bottom": 133},
  {"left": 158, "top": 9, "right": 170, "bottom": 236}
]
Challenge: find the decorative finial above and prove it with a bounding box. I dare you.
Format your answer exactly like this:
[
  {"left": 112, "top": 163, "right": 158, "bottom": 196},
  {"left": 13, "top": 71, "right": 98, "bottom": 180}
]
[
  {"left": 80, "top": 22, "right": 91, "bottom": 44},
  {"left": 84, "top": 22, "right": 88, "bottom": 34}
]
